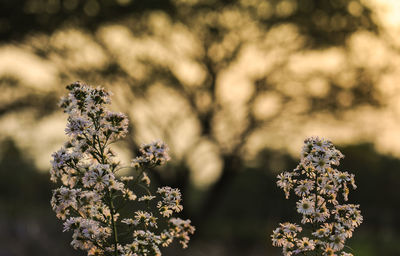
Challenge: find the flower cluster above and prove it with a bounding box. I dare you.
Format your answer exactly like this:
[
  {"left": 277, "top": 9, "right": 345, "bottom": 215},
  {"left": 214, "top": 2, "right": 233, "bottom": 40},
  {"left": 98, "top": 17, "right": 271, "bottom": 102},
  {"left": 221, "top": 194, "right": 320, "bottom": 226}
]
[
  {"left": 50, "top": 82, "right": 195, "bottom": 256},
  {"left": 131, "top": 141, "right": 171, "bottom": 169},
  {"left": 271, "top": 137, "right": 362, "bottom": 256}
]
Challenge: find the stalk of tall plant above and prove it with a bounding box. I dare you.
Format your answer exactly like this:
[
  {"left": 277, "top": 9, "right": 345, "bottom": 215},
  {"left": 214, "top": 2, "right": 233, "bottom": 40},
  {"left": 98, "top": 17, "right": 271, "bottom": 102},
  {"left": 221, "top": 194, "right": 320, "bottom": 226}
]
[{"left": 50, "top": 82, "right": 194, "bottom": 256}]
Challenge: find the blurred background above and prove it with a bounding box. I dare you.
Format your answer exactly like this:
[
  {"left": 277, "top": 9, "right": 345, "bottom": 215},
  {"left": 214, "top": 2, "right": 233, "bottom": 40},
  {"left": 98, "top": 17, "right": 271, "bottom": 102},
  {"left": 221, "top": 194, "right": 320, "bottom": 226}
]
[{"left": 0, "top": 0, "right": 400, "bottom": 255}]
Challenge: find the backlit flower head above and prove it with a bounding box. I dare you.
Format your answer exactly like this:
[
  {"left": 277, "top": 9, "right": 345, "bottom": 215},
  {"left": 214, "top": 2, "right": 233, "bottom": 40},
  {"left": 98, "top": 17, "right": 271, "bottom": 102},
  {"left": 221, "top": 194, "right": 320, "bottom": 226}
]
[
  {"left": 131, "top": 141, "right": 171, "bottom": 169},
  {"left": 271, "top": 137, "right": 362, "bottom": 255}
]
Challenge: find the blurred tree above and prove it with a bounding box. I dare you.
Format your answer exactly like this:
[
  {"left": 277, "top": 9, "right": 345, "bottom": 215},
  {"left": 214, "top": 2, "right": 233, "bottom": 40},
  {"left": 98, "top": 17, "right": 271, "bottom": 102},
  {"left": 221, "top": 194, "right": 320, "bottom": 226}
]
[
  {"left": 0, "top": 0, "right": 388, "bottom": 228},
  {"left": 91, "top": 0, "right": 381, "bottom": 225}
]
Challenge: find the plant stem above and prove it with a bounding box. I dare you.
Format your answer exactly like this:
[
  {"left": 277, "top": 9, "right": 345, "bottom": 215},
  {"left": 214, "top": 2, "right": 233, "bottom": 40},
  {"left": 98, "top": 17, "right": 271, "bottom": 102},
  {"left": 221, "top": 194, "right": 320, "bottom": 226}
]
[
  {"left": 313, "top": 171, "right": 318, "bottom": 256},
  {"left": 99, "top": 136, "right": 118, "bottom": 256},
  {"left": 108, "top": 190, "right": 119, "bottom": 256}
]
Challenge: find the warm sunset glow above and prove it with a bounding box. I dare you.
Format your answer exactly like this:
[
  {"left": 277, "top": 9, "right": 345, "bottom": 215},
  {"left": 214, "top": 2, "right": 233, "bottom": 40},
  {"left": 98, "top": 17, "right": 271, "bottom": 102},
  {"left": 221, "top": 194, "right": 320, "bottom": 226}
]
[{"left": 1, "top": 0, "right": 400, "bottom": 189}]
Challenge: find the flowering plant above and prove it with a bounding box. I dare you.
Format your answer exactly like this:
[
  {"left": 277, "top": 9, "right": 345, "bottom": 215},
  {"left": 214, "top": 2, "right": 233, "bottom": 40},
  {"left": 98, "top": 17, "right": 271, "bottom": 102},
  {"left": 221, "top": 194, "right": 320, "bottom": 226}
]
[
  {"left": 271, "top": 137, "right": 363, "bottom": 256},
  {"left": 50, "top": 82, "right": 195, "bottom": 256}
]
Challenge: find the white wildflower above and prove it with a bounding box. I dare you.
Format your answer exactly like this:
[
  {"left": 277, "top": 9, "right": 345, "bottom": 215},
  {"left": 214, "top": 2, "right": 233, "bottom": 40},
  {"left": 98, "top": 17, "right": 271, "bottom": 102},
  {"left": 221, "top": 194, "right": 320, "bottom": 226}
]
[{"left": 51, "top": 82, "right": 194, "bottom": 256}]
